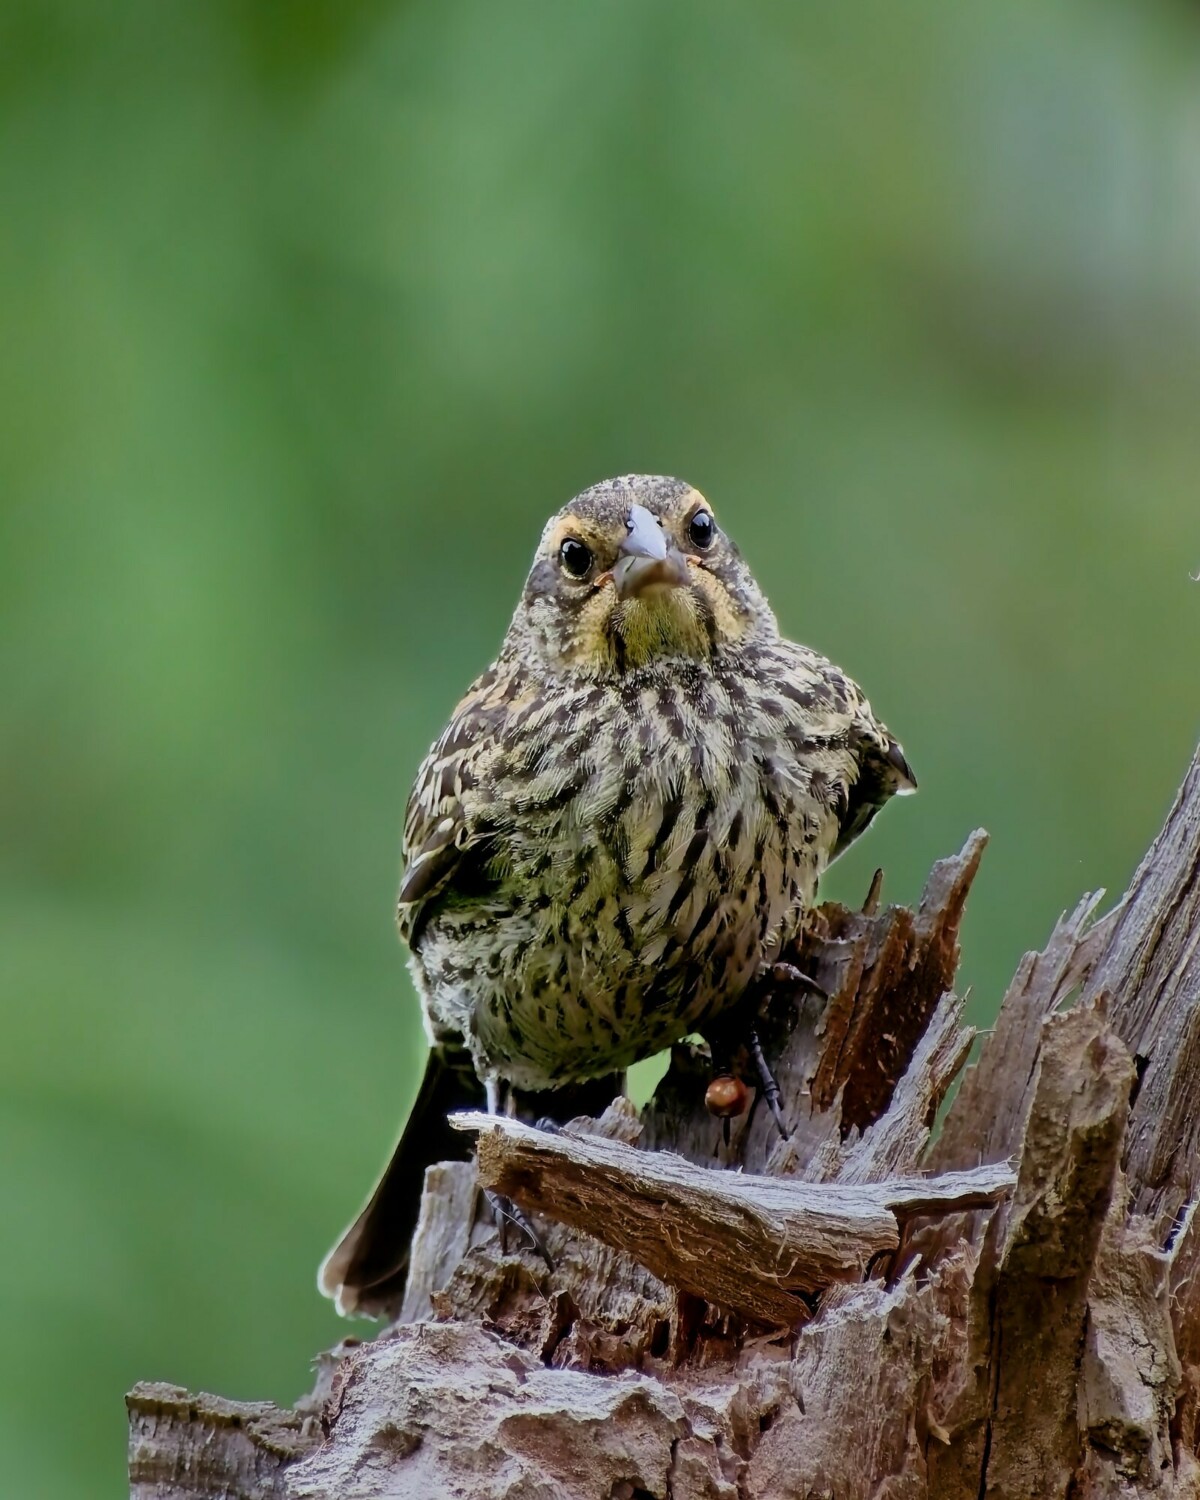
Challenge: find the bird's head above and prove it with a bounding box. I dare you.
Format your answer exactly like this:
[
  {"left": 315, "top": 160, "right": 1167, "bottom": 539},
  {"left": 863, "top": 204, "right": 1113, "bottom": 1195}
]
[{"left": 509, "top": 475, "right": 778, "bottom": 676}]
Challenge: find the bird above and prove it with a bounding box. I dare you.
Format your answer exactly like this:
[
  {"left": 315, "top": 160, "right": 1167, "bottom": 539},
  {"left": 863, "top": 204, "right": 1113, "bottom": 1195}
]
[{"left": 319, "top": 474, "right": 915, "bottom": 1315}]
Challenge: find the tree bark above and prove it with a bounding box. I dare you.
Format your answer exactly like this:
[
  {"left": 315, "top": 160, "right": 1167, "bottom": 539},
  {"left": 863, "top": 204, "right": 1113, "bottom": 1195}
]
[{"left": 128, "top": 746, "right": 1200, "bottom": 1499}]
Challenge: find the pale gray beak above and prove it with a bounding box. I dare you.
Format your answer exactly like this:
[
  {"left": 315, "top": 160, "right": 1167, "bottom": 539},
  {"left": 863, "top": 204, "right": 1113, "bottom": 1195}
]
[{"left": 614, "top": 503, "right": 689, "bottom": 600}]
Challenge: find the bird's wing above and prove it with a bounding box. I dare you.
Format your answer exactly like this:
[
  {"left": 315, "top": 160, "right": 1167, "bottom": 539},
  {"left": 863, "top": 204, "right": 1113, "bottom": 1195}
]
[
  {"left": 832, "top": 714, "right": 916, "bottom": 860},
  {"left": 768, "top": 641, "right": 916, "bottom": 862},
  {"left": 396, "top": 660, "right": 524, "bottom": 942}
]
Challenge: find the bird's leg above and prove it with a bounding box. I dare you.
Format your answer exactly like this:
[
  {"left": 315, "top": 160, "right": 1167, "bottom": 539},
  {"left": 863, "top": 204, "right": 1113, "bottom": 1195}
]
[
  {"left": 483, "top": 1190, "right": 554, "bottom": 1269},
  {"left": 747, "top": 1024, "right": 789, "bottom": 1140},
  {"left": 481, "top": 1079, "right": 553, "bottom": 1268},
  {"left": 724, "top": 954, "right": 822, "bottom": 1141},
  {"left": 483, "top": 1079, "right": 511, "bottom": 1257}
]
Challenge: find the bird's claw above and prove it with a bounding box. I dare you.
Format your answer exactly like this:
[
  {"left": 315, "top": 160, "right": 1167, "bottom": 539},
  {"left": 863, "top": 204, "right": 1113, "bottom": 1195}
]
[{"left": 764, "top": 961, "right": 828, "bottom": 1002}]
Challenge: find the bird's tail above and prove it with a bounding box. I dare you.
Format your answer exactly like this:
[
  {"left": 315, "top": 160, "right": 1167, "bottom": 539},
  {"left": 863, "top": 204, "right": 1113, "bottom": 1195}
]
[
  {"left": 318, "top": 1046, "right": 484, "bottom": 1318},
  {"left": 319, "top": 1054, "right": 625, "bottom": 1319}
]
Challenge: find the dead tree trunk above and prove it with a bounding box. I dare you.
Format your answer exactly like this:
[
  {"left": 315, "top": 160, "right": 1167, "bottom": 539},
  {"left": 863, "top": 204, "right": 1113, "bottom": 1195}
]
[{"left": 128, "top": 741, "right": 1200, "bottom": 1499}]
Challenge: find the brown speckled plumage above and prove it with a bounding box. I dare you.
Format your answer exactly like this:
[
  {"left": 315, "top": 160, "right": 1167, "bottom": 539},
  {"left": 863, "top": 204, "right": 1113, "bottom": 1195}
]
[{"left": 320, "top": 474, "right": 914, "bottom": 1314}]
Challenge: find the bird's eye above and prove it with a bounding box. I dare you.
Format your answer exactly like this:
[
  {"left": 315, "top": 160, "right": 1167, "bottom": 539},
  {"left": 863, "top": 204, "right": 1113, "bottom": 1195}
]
[
  {"left": 559, "top": 537, "right": 593, "bottom": 578},
  {"left": 687, "top": 510, "right": 716, "bottom": 550}
]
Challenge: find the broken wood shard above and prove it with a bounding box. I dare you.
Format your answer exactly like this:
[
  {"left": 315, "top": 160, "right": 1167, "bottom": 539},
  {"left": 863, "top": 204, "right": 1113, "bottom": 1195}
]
[
  {"left": 809, "top": 830, "right": 986, "bottom": 1134},
  {"left": 452, "top": 1111, "right": 1013, "bottom": 1324},
  {"left": 930, "top": 888, "right": 1115, "bottom": 1175}
]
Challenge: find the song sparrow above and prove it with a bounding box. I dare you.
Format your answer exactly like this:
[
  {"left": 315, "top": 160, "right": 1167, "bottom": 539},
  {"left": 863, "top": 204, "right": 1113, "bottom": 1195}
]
[{"left": 320, "top": 474, "right": 914, "bottom": 1314}]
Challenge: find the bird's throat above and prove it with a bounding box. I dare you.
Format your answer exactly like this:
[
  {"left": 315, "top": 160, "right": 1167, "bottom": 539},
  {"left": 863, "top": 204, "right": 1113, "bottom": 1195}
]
[{"left": 610, "top": 590, "right": 711, "bottom": 669}]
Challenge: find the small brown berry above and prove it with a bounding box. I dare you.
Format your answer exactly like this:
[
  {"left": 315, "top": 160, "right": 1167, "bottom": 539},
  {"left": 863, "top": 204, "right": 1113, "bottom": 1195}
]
[{"left": 705, "top": 1074, "right": 749, "bottom": 1119}]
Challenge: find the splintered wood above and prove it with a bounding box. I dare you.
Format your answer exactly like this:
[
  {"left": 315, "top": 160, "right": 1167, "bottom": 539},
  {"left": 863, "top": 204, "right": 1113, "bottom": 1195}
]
[
  {"left": 129, "top": 748, "right": 1200, "bottom": 1499},
  {"left": 451, "top": 1110, "right": 1013, "bottom": 1326}
]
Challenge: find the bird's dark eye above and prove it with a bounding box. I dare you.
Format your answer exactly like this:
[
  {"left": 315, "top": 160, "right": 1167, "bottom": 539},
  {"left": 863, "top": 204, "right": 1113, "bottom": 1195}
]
[
  {"left": 559, "top": 537, "right": 593, "bottom": 578},
  {"left": 687, "top": 510, "right": 716, "bottom": 550}
]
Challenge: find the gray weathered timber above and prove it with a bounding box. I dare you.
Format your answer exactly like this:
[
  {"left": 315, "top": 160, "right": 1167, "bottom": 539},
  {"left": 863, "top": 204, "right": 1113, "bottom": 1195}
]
[
  {"left": 1082, "top": 750, "right": 1200, "bottom": 1231},
  {"left": 127, "top": 741, "right": 1200, "bottom": 1499},
  {"left": 397, "top": 1159, "right": 478, "bottom": 1323},
  {"left": 929, "top": 1000, "right": 1134, "bottom": 1498},
  {"left": 127, "top": 1384, "right": 321, "bottom": 1500}
]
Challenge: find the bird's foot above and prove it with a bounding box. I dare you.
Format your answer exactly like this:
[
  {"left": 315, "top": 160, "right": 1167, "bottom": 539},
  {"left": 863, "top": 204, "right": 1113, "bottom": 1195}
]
[
  {"left": 763, "top": 961, "right": 828, "bottom": 1002},
  {"left": 485, "top": 1190, "right": 553, "bottom": 1270}
]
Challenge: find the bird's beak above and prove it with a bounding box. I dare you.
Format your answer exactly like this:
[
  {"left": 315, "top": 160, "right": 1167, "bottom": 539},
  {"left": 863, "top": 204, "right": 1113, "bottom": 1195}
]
[{"left": 613, "top": 503, "right": 689, "bottom": 601}]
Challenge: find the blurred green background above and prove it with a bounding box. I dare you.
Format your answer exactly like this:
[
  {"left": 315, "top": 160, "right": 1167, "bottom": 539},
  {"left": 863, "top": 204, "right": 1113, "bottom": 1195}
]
[{"left": 3, "top": 1, "right": 1199, "bottom": 1494}]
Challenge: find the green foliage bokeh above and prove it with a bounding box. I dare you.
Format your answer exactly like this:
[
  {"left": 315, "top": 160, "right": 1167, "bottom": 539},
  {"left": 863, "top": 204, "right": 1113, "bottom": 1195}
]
[{"left": 3, "top": 2, "right": 1199, "bottom": 1494}]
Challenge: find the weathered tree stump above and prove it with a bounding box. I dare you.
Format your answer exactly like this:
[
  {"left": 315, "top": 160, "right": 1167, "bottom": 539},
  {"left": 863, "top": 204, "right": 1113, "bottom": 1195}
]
[{"left": 128, "top": 742, "right": 1200, "bottom": 1499}]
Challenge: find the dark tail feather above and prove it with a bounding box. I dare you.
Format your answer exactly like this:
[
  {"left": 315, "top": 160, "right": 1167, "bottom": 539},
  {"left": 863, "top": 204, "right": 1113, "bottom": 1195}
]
[
  {"left": 319, "top": 1055, "right": 626, "bottom": 1319},
  {"left": 318, "top": 1047, "right": 484, "bottom": 1317}
]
